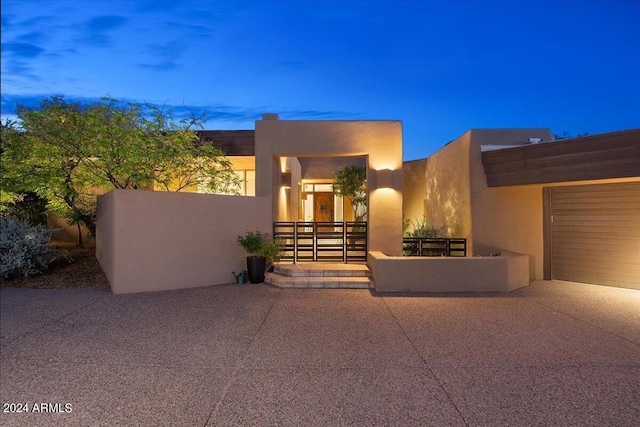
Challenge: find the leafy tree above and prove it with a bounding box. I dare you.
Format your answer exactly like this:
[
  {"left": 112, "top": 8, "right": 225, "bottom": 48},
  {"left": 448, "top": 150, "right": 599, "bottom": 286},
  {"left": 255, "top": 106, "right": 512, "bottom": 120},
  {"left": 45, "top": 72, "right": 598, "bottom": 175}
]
[
  {"left": 332, "top": 165, "right": 367, "bottom": 220},
  {"left": 1, "top": 95, "right": 239, "bottom": 246},
  {"left": 2, "top": 103, "right": 99, "bottom": 246},
  {"left": 0, "top": 192, "right": 48, "bottom": 226},
  {"left": 554, "top": 131, "right": 590, "bottom": 140}
]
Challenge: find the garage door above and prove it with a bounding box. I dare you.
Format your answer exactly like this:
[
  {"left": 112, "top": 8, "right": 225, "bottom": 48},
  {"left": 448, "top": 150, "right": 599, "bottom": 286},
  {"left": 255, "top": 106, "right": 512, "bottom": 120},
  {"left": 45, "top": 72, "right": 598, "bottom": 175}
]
[{"left": 551, "top": 181, "right": 640, "bottom": 289}]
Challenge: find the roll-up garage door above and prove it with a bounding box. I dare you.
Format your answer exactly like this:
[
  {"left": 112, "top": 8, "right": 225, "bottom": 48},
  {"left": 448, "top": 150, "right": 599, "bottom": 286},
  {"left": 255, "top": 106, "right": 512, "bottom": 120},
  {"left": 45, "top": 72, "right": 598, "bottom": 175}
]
[{"left": 550, "top": 181, "right": 640, "bottom": 289}]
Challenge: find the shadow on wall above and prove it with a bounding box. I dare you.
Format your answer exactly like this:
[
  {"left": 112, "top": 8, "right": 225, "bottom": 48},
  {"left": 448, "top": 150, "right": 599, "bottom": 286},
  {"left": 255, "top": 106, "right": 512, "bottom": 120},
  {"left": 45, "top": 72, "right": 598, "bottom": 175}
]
[
  {"left": 426, "top": 169, "right": 468, "bottom": 238},
  {"left": 47, "top": 214, "right": 90, "bottom": 244}
]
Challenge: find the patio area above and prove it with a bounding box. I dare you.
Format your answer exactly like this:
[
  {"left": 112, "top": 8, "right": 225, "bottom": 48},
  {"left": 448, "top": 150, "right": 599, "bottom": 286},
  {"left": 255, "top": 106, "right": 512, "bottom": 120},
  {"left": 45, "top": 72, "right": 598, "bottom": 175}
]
[{"left": 1, "top": 281, "right": 639, "bottom": 426}]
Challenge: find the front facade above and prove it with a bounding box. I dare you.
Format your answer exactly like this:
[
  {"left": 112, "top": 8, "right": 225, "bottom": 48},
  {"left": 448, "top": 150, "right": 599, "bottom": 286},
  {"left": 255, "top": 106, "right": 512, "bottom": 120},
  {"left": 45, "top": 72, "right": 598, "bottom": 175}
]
[{"left": 96, "top": 114, "right": 640, "bottom": 293}]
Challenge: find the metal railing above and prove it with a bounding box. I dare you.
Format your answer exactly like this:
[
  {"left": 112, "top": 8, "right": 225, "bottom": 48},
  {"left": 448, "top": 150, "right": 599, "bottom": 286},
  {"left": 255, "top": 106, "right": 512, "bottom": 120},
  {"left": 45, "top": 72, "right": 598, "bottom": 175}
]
[
  {"left": 402, "top": 237, "right": 467, "bottom": 257},
  {"left": 274, "top": 221, "right": 367, "bottom": 263}
]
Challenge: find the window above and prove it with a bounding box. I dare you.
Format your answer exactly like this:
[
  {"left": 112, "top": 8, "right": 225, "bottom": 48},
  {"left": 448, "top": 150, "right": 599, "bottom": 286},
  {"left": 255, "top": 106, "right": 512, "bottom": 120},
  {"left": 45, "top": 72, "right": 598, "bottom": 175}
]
[{"left": 197, "top": 170, "right": 255, "bottom": 196}]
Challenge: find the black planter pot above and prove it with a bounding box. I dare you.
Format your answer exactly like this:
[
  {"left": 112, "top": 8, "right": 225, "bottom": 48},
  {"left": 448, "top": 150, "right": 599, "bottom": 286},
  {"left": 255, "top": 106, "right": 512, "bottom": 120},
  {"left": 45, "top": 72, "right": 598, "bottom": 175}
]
[{"left": 247, "top": 256, "right": 266, "bottom": 284}]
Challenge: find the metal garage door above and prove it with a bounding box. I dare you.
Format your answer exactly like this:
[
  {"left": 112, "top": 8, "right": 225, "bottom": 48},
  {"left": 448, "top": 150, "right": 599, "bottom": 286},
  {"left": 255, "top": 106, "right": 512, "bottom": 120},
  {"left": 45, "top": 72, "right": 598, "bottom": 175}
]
[{"left": 551, "top": 181, "right": 640, "bottom": 289}]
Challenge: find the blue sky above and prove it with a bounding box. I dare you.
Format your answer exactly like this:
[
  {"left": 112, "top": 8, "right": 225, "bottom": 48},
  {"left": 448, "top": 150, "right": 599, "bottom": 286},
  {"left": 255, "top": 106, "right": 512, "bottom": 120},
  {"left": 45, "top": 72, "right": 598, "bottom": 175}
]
[{"left": 2, "top": 0, "right": 639, "bottom": 160}]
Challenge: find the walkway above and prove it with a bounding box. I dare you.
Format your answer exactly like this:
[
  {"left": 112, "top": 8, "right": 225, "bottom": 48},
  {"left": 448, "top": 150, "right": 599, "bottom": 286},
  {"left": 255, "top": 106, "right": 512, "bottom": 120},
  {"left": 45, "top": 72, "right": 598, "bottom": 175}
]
[{"left": 1, "top": 281, "right": 639, "bottom": 426}]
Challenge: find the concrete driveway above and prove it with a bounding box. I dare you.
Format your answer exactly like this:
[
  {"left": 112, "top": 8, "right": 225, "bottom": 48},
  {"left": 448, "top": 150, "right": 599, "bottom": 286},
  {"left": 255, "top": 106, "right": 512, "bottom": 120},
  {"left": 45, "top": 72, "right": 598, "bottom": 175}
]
[{"left": 1, "top": 281, "right": 639, "bottom": 426}]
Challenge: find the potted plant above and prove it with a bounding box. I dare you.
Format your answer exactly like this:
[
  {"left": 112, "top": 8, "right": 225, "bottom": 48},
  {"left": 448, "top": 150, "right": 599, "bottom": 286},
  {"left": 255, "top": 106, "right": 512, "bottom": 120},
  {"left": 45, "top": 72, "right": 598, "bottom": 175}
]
[{"left": 237, "top": 231, "right": 282, "bottom": 283}]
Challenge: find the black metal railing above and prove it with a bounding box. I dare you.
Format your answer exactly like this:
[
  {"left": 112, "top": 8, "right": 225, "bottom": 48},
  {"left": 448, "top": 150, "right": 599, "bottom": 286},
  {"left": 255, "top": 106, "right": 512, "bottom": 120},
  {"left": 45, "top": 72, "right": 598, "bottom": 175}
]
[
  {"left": 402, "top": 237, "right": 467, "bottom": 257},
  {"left": 274, "top": 221, "right": 367, "bottom": 263}
]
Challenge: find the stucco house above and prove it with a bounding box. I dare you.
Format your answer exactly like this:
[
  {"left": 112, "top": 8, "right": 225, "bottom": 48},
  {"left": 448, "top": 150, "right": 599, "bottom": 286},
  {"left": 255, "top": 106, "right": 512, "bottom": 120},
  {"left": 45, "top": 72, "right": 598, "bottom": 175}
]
[
  {"left": 405, "top": 128, "right": 640, "bottom": 289},
  {"left": 96, "top": 115, "right": 640, "bottom": 293}
]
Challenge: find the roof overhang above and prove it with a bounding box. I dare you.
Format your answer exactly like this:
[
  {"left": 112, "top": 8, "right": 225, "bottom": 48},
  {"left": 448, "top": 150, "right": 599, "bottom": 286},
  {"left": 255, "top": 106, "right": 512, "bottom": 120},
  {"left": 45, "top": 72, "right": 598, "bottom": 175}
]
[{"left": 481, "top": 129, "right": 640, "bottom": 187}]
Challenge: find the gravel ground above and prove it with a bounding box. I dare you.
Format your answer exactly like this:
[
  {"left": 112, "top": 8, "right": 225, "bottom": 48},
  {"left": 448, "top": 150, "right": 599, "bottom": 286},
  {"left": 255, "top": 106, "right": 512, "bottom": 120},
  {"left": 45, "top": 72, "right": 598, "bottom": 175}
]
[{"left": 0, "top": 241, "right": 110, "bottom": 290}]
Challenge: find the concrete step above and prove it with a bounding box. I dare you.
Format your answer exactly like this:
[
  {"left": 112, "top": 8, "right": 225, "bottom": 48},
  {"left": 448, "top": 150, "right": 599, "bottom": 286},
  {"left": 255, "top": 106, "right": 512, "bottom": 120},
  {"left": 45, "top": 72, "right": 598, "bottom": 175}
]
[
  {"left": 266, "top": 263, "right": 373, "bottom": 289},
  {"left": 273, "top": 263, "right": 371, "bottom": 278},
  {"left": 265, "top": 273, "right": 372, "bottom": 289}
]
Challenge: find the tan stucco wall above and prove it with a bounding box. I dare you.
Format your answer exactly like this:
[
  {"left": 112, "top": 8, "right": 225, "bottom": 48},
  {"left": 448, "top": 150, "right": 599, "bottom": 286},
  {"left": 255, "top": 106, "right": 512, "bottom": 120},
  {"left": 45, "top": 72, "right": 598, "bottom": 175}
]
[
  {"left": 402, "top": 158, "right": 428, "bottom": 224},
  {"left": 96, "top": 189, "right": 271, "bottom": 294},
  {"left": 255, "top": 119, "right": 404, "bottom": 256},
  {"left": 424, "top": 132, "right": 472, "bottom": 241},
  {"left": 468, "top": 129, "right": 554, "bottom": 280},
  {"left": 369, "top": 251, "right": 529, "bottom": 292},
  {"left": 418, "top": 128, "right": 554, "bottom": 279}
]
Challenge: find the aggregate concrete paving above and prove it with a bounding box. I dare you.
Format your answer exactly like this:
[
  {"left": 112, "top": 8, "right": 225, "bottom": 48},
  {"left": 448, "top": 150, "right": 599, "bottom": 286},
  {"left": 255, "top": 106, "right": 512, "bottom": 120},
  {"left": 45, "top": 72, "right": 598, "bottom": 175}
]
[{"left": 1, "top": 280, "right": 639, "bottom": 426}]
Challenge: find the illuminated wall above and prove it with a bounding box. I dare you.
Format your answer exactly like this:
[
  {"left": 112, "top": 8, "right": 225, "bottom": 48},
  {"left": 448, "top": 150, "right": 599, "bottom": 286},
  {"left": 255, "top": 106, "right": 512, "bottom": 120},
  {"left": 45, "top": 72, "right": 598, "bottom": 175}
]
[
  {"left": 402, "top": 158, "right": 428, "bottom": 225},
  {"left": 276, "top": 156, "right": 302, "bottom": 222},
  {"left": 420, "top": 128, "right": 554, "bottom": 279},
  {"left": 256, "top": 116, "right": 403, "bottom": 256},
  {"left": 424, "top": 132, "right": 473, "bottom": 242}
]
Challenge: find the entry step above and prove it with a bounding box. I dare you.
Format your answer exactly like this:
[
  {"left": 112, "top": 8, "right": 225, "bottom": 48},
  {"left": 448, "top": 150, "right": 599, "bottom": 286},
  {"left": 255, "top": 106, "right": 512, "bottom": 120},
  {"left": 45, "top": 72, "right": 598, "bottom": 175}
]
[{"left": 266, "top": 263, "right": 373, "bottom": 289}]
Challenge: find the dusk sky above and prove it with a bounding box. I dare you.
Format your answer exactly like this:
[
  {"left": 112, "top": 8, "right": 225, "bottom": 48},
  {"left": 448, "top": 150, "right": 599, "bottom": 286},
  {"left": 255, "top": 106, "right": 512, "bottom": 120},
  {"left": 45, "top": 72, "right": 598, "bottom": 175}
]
[{"left": 2, "top": 0, "right": 639, "bottom": 160}]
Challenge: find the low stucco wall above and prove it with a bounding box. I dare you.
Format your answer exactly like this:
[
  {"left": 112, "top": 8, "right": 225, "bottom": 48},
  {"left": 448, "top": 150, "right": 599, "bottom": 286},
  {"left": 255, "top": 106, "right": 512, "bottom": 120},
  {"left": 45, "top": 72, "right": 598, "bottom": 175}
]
[
  {"left": 369, "top": 251, "right": 530, "bottom": 292},
  {"left": 96, "top": 189, "right": 272, "bottom": 294}
]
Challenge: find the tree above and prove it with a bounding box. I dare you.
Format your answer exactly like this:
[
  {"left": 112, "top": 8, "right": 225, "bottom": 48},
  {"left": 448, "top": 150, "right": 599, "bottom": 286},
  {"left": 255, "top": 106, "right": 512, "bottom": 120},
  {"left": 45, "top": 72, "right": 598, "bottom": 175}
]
[
  {"left": 2, "top": 103, "right": 99, "bottom": 246},
  {"left": 1, "top": 95, "right": 239, "bottom": 246},
  {"left": 554, "top": 131, "right": 590, "bottom": 140},
  {"left": 332, "top": 165, "right": 367, "bottom": 220},
  {"left": 1, "top": 118, "right": 69, "bottom": 226}
]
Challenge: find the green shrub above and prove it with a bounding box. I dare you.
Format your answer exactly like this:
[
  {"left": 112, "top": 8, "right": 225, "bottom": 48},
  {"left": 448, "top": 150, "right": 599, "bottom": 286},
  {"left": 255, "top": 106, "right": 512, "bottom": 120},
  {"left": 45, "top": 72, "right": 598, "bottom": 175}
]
[
  {"left": 260, "top": 239, "right": 283, "bottom": 263},
  {"left": 237, "top": 231, "right": 265, "bottom": 256},
  {"left": 403, "top": 218, "right": 445, "bottom": 238},
  {"left": 0, "top": 217, "right": 58, "bottom": 279},
  {"left": 1, "top": 192, "right": 48, "bottom": 226},
  {"left": 237, "top": 230, "right": 283, "bottom": 262},
  {"left": 402, "top": 218, "right": 447, "bottom": 256}
]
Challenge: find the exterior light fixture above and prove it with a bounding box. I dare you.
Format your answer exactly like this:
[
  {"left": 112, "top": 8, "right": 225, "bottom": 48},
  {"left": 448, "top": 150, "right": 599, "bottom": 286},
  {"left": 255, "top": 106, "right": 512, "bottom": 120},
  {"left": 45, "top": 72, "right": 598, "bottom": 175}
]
[
  {"left": 376, "top": 169, "right": 394, "bottom": 189},
  {"left": 282, "top": 172, "right": 292, "bottom": 189}
]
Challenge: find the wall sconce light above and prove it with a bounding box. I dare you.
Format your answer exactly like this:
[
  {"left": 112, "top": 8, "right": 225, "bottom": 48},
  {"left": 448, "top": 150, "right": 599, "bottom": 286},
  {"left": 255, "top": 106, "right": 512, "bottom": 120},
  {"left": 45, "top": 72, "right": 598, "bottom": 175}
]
[
  {"left": 282, "top": 172, "right": 292, "bottom": 189},
  {"left": 376, "top": 169, "right": 394, "bottom": 189}
]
